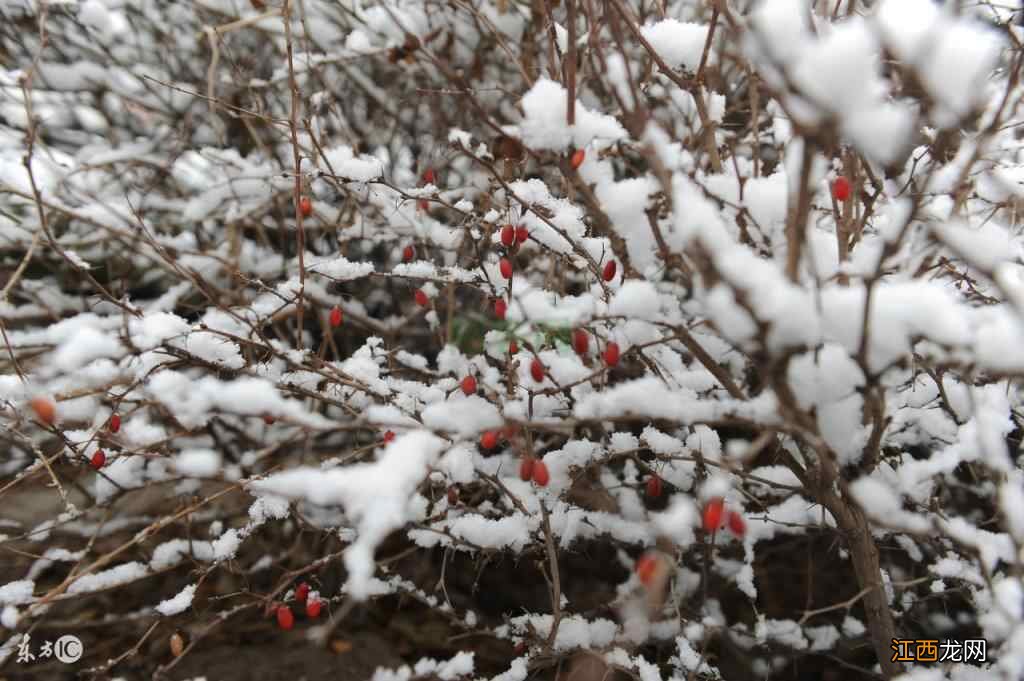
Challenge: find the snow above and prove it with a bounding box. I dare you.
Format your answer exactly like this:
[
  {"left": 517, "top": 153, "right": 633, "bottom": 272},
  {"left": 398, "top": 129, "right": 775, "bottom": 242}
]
[
  {"left": 421, "top": 396, "right": 503, "bottom": 438},
  {"left": 372, "top": 653, "right": 475, "bottom": 681},
  {"left": 0, "top": 581, "right": 34, "bottom": 606},
  {"left": 641, "top": 20, "right": 711, "bottom": 72},
  {"left": 155, "top": 583, "right": 197, "bottom": 616},
  {"left": 252, "top": 431, "right": 446, "bottom": 599},
  {"left": 67, "top": 562, "right": 148, "bottom": 595},
  {"left": 172, "top": 449, "right": 222, "bottom": 478},
  {"left": 517, "top": 78, "right": 627, "bottom": 151},
  {"left": 609, "top": 281, "right": 661, "bottom": 321}
]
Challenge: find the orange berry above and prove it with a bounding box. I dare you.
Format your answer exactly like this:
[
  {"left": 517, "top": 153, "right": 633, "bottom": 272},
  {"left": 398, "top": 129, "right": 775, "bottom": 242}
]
[
  {"left": 532, "top": 460, "right": 549, "bottom": 486},
  {"left": 519, "top": 457, "right": 534, "bottom": 482},
  {"left": 501, "top": 225, "right": 515, "bottom": 247},
  {"left": 572, "top": 329, "right": 589, "bottom": 355},
  {"left": 603, "top": 342, "right": 620, "bottom": 367},
  {"left": 276, "top": 605, "right": 294, "bottom": 630},
  {"left": 727, "top": 511, "right": 746, "bottom": 537},
  {"left": 832, "top": 176, "right": 851, "bottom": 202},
  {"left": 30, "top": 397, "right": 55, "bottom": 425},
  {"left": 635, "top": 552, "right": 659, "bottom": 586},
  {"left": 299, "top": 196, "right": 312, "bottom": 218},
  {"left": 646, "top": 475, "right": 663, "bottom": 499},
  {"left": 570, "top": 149, "right": 585, "bottom": 169},
  {"left": 703, "top": 498, "right": 725, "bottom": 533},
  {"left": 530, "top": 358, "right": 545, "bottom": 383}
]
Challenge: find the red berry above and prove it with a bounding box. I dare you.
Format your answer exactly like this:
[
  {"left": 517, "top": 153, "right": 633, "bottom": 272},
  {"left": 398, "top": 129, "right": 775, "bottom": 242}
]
[
  {"left": 276, "top": 605, "right": 294, "bottom": 630},
  {"left": 422, "top": 168, "right": 436, "bottom": 185},
  {"left": 530, "top": 358, "right": 545, "bottom": 383},
  {"left": 294, "top": 582, "right": 310, "bottom": 604},
  {"left": 646, "top": 475, "right": 663, "bottom": 498},
  {"left": 494, "top": 298, "right": 507, "bottom": 320},
  {"left": 299, "top": 196, "right": 312, "bottom": 218},
  {"left": 572, "top": 329, "right": 589, "bottom": 355},
  {"left": 263, "top": 414, "right": 276, "bottom": 425},
  {"left": 603, "top": 342, "right": 620, "bottom": 367},
  {"left": 570, "top": 149, "right": 585, "bottom": 169},
  {"left": 461, "top": 375, "right": 477, "bottom": 396},
  {"left": 480, "top": 430, "right": 499, "bottom": 450},
  {"left": 418, "top": 198, "right": 429, "bottom": 212},
  {"left": 30, "top": 397, "right": 55, "bottom": 425},
  {"left": 109, "top": 413, "right": 121, "bottom": 433},
  {"left": 306, "top": 598, "right": 322, "bottom": 618},
  {"left": 516, "top": 225, "right": 529, "bottom": 244},
  {"left": 383, "top": 430, "right": 396, "bottom": 444},
  {"left": 832, "top": 176, "right": 851, "bottom": 202},
  {"left": 509, "top": 340, "right": 518, "bottom": 355},
  {"left": 635, "top": 552, "right": 659, "bottom": 586},
  {"left": 602, "top": 260, "right": 617, "bottom": 282},
  {"left": 447, "top": 486, "right": 459, "bottom": 505},
  {"left": 727, "top": 511, "right": 746, "bottom": 537},
  {"left": 415, "top": 289, "right": 430, "bottom": 307},
  {"left": 501, "top": 225, "right": 515, "bottom": 247},
  {"left": 90, "top": 450, "right": 106, "bottom": 469},
  {"left": 499, "top": 257, "right": 513, "bottom": 280},
  {"left": 532, "top": 460, "right": 550, "bottom": 486},
  {"left": 403, "top": 245, "right": 415, "bottom": 262},
  {"left": 329, "top": 305, "right": 343, "bottom": 328},
  {"left": 702, "top": 498, "right": 725, "bottom": 533},
  {"left": 519, "top": 457, "right": 535, "bottom": 482}
]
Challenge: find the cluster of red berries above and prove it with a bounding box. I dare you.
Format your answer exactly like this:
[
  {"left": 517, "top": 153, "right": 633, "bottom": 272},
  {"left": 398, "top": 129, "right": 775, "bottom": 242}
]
[
  {"left": 276, "top": 581, "right": 323, "bottom": 630},
  {"left": 499, "top": 224, "right": 529, "bottom": 248},
  {"left": 701, "top": 497, "right": 746, "bottom": 536},
  {"left": 519, "top": 456, "right": 549, "bottom": 486}
]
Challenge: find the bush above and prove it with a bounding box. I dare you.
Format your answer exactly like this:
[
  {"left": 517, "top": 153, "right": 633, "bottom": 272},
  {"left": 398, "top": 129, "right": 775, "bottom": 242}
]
[{"left": 0, "top": 1, "right": 1022, "bottom": 680}]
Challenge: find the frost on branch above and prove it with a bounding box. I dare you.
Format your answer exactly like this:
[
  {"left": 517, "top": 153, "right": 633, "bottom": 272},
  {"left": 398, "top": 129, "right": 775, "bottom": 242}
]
[{"left": 0, "top": 0, "right": 1022, "bottom": 679}]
